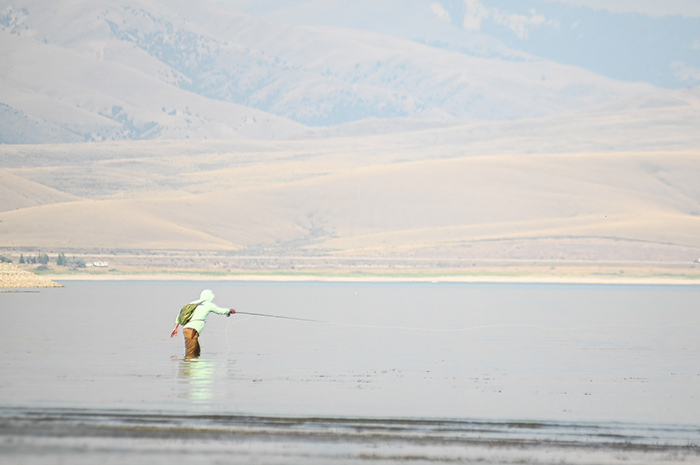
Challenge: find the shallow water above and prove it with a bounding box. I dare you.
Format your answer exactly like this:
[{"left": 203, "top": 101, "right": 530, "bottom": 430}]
[{"left": 1, "top": 281, "right": 699, "bottom": 461}]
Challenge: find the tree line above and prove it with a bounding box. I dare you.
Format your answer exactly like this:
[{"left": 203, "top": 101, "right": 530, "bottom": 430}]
[{"left": 17, "top": 252, "right": 85, "bottom": 267}]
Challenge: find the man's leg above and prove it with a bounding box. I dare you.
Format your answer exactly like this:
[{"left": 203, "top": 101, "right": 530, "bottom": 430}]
[{"left": 183, "top": 328, "right": 201, "bottom": 359}]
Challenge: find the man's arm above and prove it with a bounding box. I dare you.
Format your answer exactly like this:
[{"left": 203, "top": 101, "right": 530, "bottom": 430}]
[
  {"left": 210, "top": 302, "right": 236, "bottom": 316},
  {"left": 170, "top": 323, "right": 179, "bottom": 338}
]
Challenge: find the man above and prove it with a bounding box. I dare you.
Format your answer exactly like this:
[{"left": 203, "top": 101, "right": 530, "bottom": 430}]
[{"left": 170, "top": 289, "right": 236, "bottom": 359}]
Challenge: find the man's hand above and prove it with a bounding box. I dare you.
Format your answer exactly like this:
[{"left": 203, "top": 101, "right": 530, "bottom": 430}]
[
  {"left": 170, "top": 324, "right": 179, "bottom": 338},
  {"left": 229, "top": 309, "right": 236, "bottom": 314}
]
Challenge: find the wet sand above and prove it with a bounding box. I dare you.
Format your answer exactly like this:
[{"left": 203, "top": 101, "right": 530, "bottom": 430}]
[{"left": 2, "top": 408, "right": 699, "bottom": 464}]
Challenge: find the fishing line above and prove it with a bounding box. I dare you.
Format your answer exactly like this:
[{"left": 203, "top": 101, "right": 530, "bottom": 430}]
[
  {"left": 236, "top": 311, "right": 329, "bottom": 324},
  {"left": 225, "top": 314, "right": 254, "bottom": 352},
  {"left": 234, "top": 311, "right": 700, "bottom": 334},
  {"left": 225, "top": 316, "right": 231, "bottom": 352}
]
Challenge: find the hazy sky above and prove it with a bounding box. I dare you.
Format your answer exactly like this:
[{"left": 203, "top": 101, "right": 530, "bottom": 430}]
[
  {"left": 431, "top": 0, "right": 700, "bottom": 87},
  {"left": 543, "top": 0, "right": 700, "bottom": 17}
]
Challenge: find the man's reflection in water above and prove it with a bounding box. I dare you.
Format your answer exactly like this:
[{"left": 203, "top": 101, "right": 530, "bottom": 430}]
[{"left": 178, "top": 358, "right": 230, "bottom": 403}]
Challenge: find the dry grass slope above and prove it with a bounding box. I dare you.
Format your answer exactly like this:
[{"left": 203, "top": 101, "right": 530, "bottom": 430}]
[
  {"left": 0, "top": 170, "right": 81, "bottom": 212},
  {"left": 2, "top": 148, "right": 699, "bottom": 263},
  {"left": 1, "top": 86, "right": 699, "bottom": 270}
]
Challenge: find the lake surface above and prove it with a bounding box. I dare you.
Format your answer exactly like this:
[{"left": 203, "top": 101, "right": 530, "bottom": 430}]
[{"left": 1, "top": 280, "right": 699, "bottom": 463}]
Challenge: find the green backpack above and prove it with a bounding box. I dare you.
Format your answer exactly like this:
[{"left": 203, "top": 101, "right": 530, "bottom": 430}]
[{"left": 176, "top": 301, "right": 204, "bottom": 326}]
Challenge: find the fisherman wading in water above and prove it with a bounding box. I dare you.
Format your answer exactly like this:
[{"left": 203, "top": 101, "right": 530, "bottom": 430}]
[{"left": 170, "top": 289, "right": 236, "bottom": 360}]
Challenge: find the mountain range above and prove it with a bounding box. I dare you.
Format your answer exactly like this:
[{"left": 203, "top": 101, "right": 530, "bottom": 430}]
[
  {"left": 2, "top": 0, "right": 687, "bottom": 143},
  {"left": 1, "top": 0, "right": 699, "bottom": 274}
]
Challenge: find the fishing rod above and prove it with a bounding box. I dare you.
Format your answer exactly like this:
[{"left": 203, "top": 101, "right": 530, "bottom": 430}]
[
  {"left": 231, "top": 310, "right": 700, "bottom": 333},
  {"left": 234, "top": 311, "right": 326, "bottom": 324}
]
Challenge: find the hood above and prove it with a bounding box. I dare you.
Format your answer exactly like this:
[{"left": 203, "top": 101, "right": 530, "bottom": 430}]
[{"left": 199, "top": 289, "right": 215, "bottom": 302}]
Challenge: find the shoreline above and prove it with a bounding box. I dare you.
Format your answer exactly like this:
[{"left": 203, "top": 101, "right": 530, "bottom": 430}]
[
  {"left": 3, "top": 250, "right": 699, "bottom": 287},
  {"left": 41, "top": 271, "right": 700, "bottom": 285},
  {"left": 5, "top": 262, "right": 700, "bottom": 287},
  {"left": 0, "top": 262, "right": 63, "bottom": 289},
  {"left": 3, "top": 406, "right": 698, "bottom": 447},
  {"left": 2, "top": 407, "right": 698, "bottom": 464}
]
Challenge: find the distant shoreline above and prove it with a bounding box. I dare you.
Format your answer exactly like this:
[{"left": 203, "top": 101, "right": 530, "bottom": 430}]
[
  {"left": 41, "top": 270, "right": 700, "bottom": 286},
  {"left": 0, "top": 263, "right": 63, "bottom": 289},
  {"left": 5, "top": 260, "right": 699, "bottom": 287},
  {"left": 4, "top": 248, "right": 700, "bottom": 287}
]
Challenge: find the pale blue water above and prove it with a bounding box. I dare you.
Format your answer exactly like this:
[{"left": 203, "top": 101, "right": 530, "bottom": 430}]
[{"left": 1, "top": 281, "right": 699, "bottom": 447}]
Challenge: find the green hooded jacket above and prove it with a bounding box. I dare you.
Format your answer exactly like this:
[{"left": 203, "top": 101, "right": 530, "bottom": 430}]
[{"left": 178, "top": 289, "right": 230, "bottom": 334}]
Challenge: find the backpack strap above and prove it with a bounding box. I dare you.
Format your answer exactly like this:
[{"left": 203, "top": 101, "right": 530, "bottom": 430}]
[{"left": 187, "top": 300, "right": 206, "bottom": 322}]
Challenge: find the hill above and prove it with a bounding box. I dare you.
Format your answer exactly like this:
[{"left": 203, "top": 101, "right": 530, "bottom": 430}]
[
  {"left": 1, "top": 89, "right": 698, "bottom": 273},
  {"left": 0, "top": 170, "right": 80, "bottom": 212},
  {"left": 1, "top": 0, "right": 658, "bottom": 143},
  {"left": 1, "top": 0, "right": 698, "bottom": 279},
  {"left": 232, "top": 0, "right": 700, "bottom": 89}
]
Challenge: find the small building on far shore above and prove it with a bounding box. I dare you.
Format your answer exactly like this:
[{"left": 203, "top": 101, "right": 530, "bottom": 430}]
[{"left": 86, "top": 262, "right": 109, "bottom": 268}]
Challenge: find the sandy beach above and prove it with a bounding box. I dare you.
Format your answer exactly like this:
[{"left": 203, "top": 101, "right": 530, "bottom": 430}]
[
  {"left": 37, "top": 268, "right": 700, "bottom": 286},
  {"left": 0, "top": 263, "right": 62, "bottom": 289},
  {"left": 43, "top": 271, "right": 700, "bottom": 286}
]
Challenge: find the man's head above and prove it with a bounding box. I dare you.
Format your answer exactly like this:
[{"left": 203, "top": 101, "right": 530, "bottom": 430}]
[{"left": 200, "top": 289, "right": 215, "bottom": 302}]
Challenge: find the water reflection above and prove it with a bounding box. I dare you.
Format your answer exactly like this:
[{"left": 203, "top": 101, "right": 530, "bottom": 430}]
[{"left": 177, "top": 358, "right": 231, "bottom": 403}]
